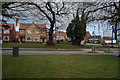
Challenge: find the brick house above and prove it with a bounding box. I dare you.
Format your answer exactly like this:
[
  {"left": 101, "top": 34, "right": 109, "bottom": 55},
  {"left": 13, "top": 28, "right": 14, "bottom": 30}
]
[
  {"left": 84, "top": 31, "right": 91, "bottom": 43},
  {"left": 15, "top": 31, "right": 19, "bottom": 42},
  {"left": 0, "top": 23, "right": 16, "bottom": 43},
  {"left": 19, "top": 22, "right": 47, "bottom": 43},
  {"left": 56, "top": 27, "right": 67, "bottom": 41},
  {"left": 46, "top": 27, "right": 67, "bottom": 42}
]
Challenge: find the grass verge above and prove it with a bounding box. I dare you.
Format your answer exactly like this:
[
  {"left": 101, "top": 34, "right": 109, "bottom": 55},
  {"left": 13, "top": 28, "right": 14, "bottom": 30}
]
[{"left": 2, "top": 55, "right": 119, "bottom": 78}]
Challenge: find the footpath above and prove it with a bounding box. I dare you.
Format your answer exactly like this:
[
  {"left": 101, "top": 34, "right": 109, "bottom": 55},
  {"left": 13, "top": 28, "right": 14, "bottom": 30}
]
[
  {"left": 1, "top": 47, "right": 119, "bottom": 51},
  {"left": 1, "top": 48, "right": 119, "bottom": 56}
]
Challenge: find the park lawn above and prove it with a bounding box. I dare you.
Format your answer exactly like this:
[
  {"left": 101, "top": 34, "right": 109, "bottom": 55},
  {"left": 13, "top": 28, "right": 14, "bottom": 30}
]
[
  {"left": 2, "top": 43, "right": 78, "bottom": 49},
  {"left": 83, "top": 45, "right": 110, "bottom": 48},
  {"left": 2, "top": 43, "right": 112, "bottom": 49},
  {"left": 2, "top": 55, "right": 119, "bottom": 78}
]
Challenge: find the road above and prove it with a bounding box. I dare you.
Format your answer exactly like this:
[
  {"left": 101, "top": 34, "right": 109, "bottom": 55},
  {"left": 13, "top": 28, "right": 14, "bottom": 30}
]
[{"left": 2, "top": 50, "right": 119, "bottom": 56}]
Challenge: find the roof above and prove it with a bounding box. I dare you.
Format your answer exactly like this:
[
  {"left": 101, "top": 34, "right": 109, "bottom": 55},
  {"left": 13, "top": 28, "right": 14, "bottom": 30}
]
[
  {"left": 19, "top": 23, "right": 46, "bottom": 30},
  {"left": 0, "top": 23, "right": 14, "bottom": 30}
]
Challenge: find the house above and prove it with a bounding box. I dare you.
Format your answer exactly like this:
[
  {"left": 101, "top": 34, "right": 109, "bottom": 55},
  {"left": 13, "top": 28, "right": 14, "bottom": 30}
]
[
  {"left": 88, "top": 35, "right": 102, "bottom": 44},
  {"left": 55, "top": 27, "right": 67, "bottom": 41},
  {"left": 15, "top": 31, "right": 19, "bottom": 42},
  {"left": 84, "top": 31, "right": 91, "bottom": 43},
  {"left": 46, "top": 27, "right": 67, "bottom": 42},
  {"left": 19, "top": 22, "right": 47, "bottom": 43},
  {"left": 0, "top": 23, "right": 16, "bottom": 43}
]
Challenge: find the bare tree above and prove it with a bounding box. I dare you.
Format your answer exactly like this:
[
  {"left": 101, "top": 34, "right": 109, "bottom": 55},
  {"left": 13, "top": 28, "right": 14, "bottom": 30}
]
[{"left": 2, "top": 2, "right": 72, "bottom": 45}]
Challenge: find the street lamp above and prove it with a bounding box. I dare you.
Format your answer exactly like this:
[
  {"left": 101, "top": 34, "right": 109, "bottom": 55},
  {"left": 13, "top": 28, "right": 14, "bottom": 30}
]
[{"left": 93, "top": 25, "right": 96, "bottom": 52}]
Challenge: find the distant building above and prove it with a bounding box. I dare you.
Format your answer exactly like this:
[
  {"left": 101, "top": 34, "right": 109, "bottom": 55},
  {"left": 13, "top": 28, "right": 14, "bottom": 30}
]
[
  {"left": 56, "top": 28, "right": 67, "bottom": 41},
  {"left": 53, "top": 27, "right": 67, "bottom": 41},
  {"left": 0, "top": 23, "right": 16, "bottom": 43},
  {"left": 19, "top": 22, "right": 47, "bottom": 43},
  {"left": 103, "top": 30, "right": 116, "bottom": 43},
  {"left": 88, "top": 35, "right": 102, "bottom": 44}
]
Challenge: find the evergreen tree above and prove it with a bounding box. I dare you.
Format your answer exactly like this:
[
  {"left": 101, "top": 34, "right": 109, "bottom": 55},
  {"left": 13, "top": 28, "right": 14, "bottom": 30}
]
[{"left": 66, "top": 8, "right": 86, "bottom": 45}]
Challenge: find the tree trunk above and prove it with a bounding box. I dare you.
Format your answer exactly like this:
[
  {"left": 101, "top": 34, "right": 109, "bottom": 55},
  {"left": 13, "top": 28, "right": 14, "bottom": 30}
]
[
  {"left": 48, "top": 22, "right": 54, "bottom": 45},
  {"left": 115, "top": 21, "right": 118, "bottom": 43}
]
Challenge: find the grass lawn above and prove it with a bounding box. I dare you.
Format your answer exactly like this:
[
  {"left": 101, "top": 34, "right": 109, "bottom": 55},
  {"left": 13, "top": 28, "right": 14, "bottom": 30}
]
[
  {"left": 2, "top": 55, "right": 119, "bottom": 78},
  {"left": 2, "top": 43, "right": 78, "bottom": 49},
  {"left": 2, "top": 43, "right": 113, "bottom": 49}
]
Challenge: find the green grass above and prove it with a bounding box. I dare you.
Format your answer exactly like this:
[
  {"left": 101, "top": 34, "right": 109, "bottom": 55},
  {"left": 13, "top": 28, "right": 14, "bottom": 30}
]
[
  {"left": 83, "top": 45, "right": 108, "bottom": 48},
  {"left": 2, "top": 55, "right": 119, "bottom": 78},
  {"left": 2, "top": 43, "right": 78, "bottom": 49},
  {"left": 83, "top": 44, "right": 119, "bottom": 48}
]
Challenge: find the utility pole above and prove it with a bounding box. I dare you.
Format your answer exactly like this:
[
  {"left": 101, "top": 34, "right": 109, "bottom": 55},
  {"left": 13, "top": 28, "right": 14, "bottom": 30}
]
[{"left": 112, "top": 26, "right": 114, "bottom": 48}]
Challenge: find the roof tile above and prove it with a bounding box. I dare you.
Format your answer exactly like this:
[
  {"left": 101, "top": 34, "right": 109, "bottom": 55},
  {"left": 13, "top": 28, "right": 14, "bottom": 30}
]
[
  {"left": 0, "top": 23, "right": 14, "bottom": 30},
  {"left": 19, "top": 23, "right": 46, "bottom": 30}
]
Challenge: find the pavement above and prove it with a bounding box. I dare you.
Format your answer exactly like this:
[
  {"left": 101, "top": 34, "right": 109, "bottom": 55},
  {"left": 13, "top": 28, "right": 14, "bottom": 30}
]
[
  {"left": 1, "top": 48, "right": 119, "bottom": 56},
  {"left": 1, "top": 47, "right": 119, "bottom": 51}
]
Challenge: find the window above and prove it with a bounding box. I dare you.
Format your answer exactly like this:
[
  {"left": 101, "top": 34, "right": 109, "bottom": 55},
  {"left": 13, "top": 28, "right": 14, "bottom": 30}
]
[
  {"left": 20, "top": 30, "right": 23, "bottom": 34},
  {"left": 34, "top": 37, "right": 39, "bottom": 41},
  {"left": 61, "top": 35, "right": 63, "bottom": 37},
  {"left": 4, "top": 30, "right": 9, "bottom": 34},
  {"left": 27, "top": 30, "right": 31, "bottom": 34},
  {"left": 3, "top": 36, "right": 9, "bottom": 41},
  {"left": 26, "top": 37, "right": 32, "bottom": 41},
  {"left": 35, "top": 31, "right": 39, "bottom": 34}
]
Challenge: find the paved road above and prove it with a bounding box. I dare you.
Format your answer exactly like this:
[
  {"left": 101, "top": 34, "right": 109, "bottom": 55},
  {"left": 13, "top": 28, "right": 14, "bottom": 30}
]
[{"left": 2, "top": 50, "right": 119, "bottom": 56}]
